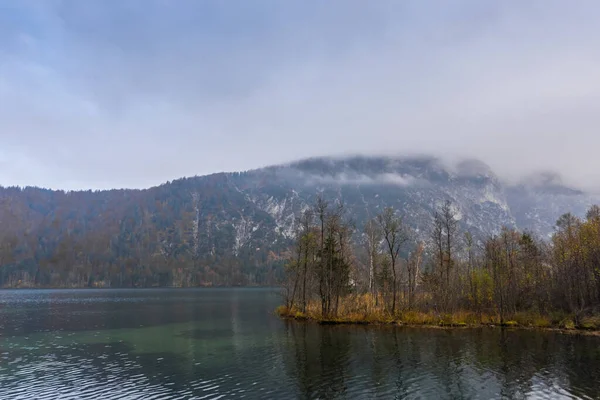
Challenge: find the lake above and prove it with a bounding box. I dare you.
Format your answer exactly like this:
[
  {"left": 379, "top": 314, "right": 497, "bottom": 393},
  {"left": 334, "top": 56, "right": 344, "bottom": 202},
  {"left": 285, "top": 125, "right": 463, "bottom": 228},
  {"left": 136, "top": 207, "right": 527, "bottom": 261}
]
[{"left": 0, "top": 289, "right": 599, "bottom": 399}]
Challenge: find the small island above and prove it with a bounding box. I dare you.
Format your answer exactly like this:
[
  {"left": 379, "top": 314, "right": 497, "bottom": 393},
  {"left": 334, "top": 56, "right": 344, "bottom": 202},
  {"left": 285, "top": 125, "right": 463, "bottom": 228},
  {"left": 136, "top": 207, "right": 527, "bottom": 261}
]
[{"left": 277, "top": 198, "right": 600, "bottom": 333}]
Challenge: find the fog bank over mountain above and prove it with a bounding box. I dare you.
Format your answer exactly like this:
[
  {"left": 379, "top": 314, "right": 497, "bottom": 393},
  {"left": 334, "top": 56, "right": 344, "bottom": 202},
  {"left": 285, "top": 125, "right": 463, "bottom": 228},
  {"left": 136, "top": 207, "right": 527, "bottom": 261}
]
[
  {"left": 274, "top": 153, "right": 596, "bottom": 194},
  {"left": 2, "top": 153, "right": 599, "bottom": 287}
]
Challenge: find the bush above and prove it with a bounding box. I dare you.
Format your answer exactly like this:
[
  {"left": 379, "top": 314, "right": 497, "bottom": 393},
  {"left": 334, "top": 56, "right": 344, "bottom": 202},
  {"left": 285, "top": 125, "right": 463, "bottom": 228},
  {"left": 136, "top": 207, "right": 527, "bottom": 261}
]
[
  {"left": 513, "top": 312, "right": 535, "bottom": 326},
  {"left": 511, "top": 312, "right": 551, "bottom": 328},
  {"left": 275, "top": 305, "right": 289, "bottom": 316},
  {"left": 400, "top": 311, "right": 437, "bottom": 325},
  {"left": 294, "top": 311, "right": 308, "bottom": 320},
  {"left": 549, "top": 311, "right": 570, "bottom": 325},
  {"left": 533, "top": 316, "right": 551, "bottom": 327},
  {"left": 580, "top": 316, "right": 600, "bottom": 330},
  {"left": 560, "top": 319, "right": 576, "bottom": 330}
]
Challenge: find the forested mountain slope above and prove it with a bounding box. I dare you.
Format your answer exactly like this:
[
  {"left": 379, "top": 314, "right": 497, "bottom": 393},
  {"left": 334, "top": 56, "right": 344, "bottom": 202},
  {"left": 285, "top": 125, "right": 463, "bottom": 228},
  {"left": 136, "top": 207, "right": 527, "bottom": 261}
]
[{"left": 0, "top": 155, "right": 596, "bottom": 288}]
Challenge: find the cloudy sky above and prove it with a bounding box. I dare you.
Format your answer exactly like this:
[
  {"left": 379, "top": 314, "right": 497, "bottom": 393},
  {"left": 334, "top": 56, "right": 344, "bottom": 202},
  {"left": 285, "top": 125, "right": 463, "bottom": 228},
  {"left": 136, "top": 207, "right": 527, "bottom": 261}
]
[{"left": 1, "top": 1, "right": 599, "bottom": 190}]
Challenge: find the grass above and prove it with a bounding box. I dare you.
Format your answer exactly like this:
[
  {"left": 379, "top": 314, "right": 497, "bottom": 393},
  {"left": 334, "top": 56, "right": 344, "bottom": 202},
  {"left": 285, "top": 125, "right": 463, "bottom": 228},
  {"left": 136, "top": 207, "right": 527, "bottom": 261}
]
[
  {"left": 580, "top": 316, "right": 600, "bottom": 330},
  {"left": 276, "top": 296, "right": 600, "bottom": 333}
]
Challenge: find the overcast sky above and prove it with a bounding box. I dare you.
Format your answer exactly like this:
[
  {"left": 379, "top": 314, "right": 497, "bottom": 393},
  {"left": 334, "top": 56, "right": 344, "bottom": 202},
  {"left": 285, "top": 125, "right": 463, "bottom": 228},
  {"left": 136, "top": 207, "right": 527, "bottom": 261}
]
[{"left": 1, "top": 1, "right": 600, "bottom": 190}]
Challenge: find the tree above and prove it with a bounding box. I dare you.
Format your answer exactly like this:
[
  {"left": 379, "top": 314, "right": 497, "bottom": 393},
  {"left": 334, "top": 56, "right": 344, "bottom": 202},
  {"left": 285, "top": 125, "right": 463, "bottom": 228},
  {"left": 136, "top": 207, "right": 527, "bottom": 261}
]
[
  {"left": 377, "top": 207, "right": 407, "bottom": 314},
  {"left": 314, "top": 196, "right": 329, "bottom": 316},
  {"left": 464, "top": 231, "right": 476, "bottom": 307},
  {"left": 553, "top": 213, "right": 586, "bottom": 314},
  {"left": 406, "top": 241, "right": 424, "bottom": 308},
  {"left": 586, "top": 205, "right": 600, "bottom": 222},
  {"left": 485, "top": 234, "right": 506, "bottom": 324},
  {"left": 285, "top": 232, "right": 303, "bottom": 311},
  {"left": 440, "top": 200, "right": 458, "bottom": 289},
  {"left": 364, "top": 218, "right": 380, "bottom": 302},
  {"left": 298, "top": 210, "right": 317, "bottom": 313},
  {"left": 431, "top": 200, "right": 459, "bottom": 309}
]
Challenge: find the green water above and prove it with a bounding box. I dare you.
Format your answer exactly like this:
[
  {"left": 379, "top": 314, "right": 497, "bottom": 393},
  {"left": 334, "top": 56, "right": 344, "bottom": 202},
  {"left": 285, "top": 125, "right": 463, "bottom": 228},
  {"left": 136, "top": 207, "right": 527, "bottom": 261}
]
[{"left": 0, "top": 288, "right": 599, "bottom": 399}]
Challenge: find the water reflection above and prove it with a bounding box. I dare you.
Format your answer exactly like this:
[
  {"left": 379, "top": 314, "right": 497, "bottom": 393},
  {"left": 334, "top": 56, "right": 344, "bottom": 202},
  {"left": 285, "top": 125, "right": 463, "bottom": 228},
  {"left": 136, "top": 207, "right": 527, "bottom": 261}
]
[
  {"left": 281, "top": 323, "right": 600, "bottom": 399},
  {"left": 0, "top": 289, "right": 599, "bottom": 399},
  {"left": 282, "top": 321, "right": 353, "bottom": 398}
]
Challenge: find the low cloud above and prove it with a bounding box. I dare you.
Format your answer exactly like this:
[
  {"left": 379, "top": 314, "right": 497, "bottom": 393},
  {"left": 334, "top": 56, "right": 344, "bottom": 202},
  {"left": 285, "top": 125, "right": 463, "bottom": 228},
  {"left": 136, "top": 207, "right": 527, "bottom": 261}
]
[
  {"left": 304, "top": 172, "right": 417, "bottom": 187},
  {"left": 1, "top": 1, "right": 600, "bottom": 191}
]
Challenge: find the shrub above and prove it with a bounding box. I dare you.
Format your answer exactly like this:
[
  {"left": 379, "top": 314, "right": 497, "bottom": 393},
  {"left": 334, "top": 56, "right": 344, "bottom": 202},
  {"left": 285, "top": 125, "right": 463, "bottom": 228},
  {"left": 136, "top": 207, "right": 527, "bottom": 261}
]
[
  {"left": 580, "top": 316, "right": 600, "bottom": 330},
  {"left": 513, "top": 312, "right": 535, "bottom": 326},
  {"left": 560, "top": 319, "right": 575, "bottom": 330},
  {"left": 549, "top": 311, "right": 570, "bottom": 325},
  {"left": 275, "top": 305, "right": 289, "bottom": 316},
  {"left": 533, "top": 316, "right": 551, "bottom": 327},
  {"left": 294, "top": 311, "right": 308, "bottom": 320}
]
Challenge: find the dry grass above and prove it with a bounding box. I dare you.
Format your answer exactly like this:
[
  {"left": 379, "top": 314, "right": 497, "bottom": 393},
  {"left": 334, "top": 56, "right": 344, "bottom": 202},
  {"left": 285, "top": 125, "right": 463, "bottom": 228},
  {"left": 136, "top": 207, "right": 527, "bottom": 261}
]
[
  {"left": 561, "top": 319, "right": 576, "bottom": 330},
  {"left": 534, "top": 316, "right": 552, "bottom": 328},
  {"left": 511, "top": 312, "right": 551, "bottom": 328},
  {"left": 276, "top": 294, "right": 600, "bottom": 332},
  {"left": 580, "top": 316, "right": 600, "bottom": 330},
  {"left": 399, "top": 310, "right": 439, "bottom": 325},
  {"left": 275, "top": 305, "right": 288, "bottom": 316}
]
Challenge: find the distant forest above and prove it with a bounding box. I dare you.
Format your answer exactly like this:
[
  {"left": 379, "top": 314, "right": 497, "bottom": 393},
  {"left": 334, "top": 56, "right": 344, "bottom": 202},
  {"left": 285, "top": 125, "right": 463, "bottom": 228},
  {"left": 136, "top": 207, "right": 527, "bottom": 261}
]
[{"left": 0, "top": 177, "right": 288, "bottom": 288}]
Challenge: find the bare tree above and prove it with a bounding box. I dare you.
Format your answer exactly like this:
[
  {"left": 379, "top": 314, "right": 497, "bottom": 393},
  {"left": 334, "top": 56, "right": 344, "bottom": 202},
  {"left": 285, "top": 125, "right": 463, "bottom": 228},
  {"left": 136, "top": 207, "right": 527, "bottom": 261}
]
[
  {"left": 465, "top": 231, "right": 475, "bottom": 306},
  {"left": 377, "top": 207, "right": 407, "bottom": 314},
  {"left": 364, "top": 218, "right": 380, "bottom": 301},
  {"left": 440, "top": 200, "right": 458, "bottom": 288},
  {"left": 485, "top": 234, "right": 505, "bottom": 324},
  {"left": 298, "top": 210, "right": 316, "bottom": 313},
  {"left": 406, "top": 241, "right": 424, "bottom": 308},
  {"left": 432, "top": 200, "right": 459, "bottom": 309},
  {"left": 314, "top": 195, "right": 329, "bottom": 316}
]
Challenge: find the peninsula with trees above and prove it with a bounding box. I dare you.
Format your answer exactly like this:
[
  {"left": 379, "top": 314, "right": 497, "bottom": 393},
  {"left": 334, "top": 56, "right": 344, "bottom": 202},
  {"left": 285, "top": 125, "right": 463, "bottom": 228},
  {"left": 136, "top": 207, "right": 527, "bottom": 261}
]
[{"left": 278, "top": 197, "right": 600, "bottom": 332}]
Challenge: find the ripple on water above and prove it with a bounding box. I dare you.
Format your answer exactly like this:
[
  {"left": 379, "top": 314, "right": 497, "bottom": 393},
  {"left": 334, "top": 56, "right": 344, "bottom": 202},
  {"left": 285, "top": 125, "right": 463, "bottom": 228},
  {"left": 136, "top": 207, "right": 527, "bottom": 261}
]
[
  {"left": 0, "top": 347, "right": 297, "bottom": 400},
  {"left": 0, "top": 356, "right": 221, "bottom": 400},
  {"left": 2, "top": 290, "right": 600, "bottom": 399}
]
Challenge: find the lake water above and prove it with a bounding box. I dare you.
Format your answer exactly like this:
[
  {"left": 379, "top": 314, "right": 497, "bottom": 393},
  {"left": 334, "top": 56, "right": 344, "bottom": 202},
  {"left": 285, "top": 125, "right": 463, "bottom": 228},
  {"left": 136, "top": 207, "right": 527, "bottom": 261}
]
[{"left": 0, "top": 289, "right": 599, "bottom": 399}]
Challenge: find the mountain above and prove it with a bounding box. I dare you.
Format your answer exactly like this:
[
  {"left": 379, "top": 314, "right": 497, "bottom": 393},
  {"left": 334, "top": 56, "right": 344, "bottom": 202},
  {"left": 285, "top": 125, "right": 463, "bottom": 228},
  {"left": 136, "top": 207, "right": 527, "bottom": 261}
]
[
  {"left": 0, "top": 155, "right": 597, "bottom": 288},
  {"left": 506, "top": 171, "right": 594, "bottom": 239}
]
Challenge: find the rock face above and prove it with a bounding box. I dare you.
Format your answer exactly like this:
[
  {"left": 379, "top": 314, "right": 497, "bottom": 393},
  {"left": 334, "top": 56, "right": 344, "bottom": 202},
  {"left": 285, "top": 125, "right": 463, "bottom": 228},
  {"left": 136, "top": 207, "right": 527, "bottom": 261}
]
[
  {"left": 506, "top": 172, "right": 595, "bottom": 239},
  {"left": 1, "top": 155, "right": 597, "bottom": 286},
  {"left": 227, "top": 155, "right": 595, "bottom": 243}
]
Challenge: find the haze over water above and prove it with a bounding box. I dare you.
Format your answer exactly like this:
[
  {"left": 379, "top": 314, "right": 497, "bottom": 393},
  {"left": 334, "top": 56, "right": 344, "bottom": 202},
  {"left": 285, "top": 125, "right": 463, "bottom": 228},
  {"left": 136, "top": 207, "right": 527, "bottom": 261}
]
[{"left": 0, "top": 288, "right": 599, "bottom": 399}]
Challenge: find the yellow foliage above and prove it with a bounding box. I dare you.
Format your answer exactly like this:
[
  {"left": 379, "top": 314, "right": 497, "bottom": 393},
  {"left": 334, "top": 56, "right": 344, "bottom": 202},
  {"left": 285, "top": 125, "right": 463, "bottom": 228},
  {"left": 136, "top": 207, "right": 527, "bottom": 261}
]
[
  {"left": 294, "top": 311, "right": 308, "bottom": 320},
  {"left": 275, "top": 294, "right": 600, "bottom": 333},
  {"left": 580, "top": 316, "right": 600, "bottom": 330},
  {"left": 275, "top": 305, "right": 288, "bottom": 316},
  {"left": 561, "top": 319, "right": 576, "bottom": 330},
  {"left": 534, "top": 316, "right": 551, "bottom": 327}
]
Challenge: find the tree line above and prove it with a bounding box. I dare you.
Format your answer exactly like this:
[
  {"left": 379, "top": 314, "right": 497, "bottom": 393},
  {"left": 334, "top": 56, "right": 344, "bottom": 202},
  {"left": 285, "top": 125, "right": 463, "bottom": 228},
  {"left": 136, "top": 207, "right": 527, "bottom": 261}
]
[{"left": 283, "top": 197, "right": 600, "bottom": 325}]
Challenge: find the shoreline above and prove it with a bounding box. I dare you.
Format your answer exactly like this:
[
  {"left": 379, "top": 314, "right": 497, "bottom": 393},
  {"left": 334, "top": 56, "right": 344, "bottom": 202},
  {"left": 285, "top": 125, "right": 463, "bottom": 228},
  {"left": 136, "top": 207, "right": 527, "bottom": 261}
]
[
  {"left": 0, "top": 285, "right": 276, "bottom": 290},
  {"left": 276, "top": 307, "right": 600, "bottom": 336}
]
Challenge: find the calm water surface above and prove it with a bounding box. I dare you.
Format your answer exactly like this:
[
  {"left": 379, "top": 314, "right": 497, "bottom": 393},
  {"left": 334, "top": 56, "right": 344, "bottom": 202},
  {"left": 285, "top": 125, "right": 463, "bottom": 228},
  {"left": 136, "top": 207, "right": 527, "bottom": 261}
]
[{"left": 0, "top": 288, "right": 599, "bottom": 399}]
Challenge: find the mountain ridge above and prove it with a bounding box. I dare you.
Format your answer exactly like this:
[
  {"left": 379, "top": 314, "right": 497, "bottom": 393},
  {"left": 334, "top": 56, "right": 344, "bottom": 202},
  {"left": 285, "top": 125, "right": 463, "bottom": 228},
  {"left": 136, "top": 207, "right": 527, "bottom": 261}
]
[{"left": 0, "top": 154, "right": 597, "bottom": 287}]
